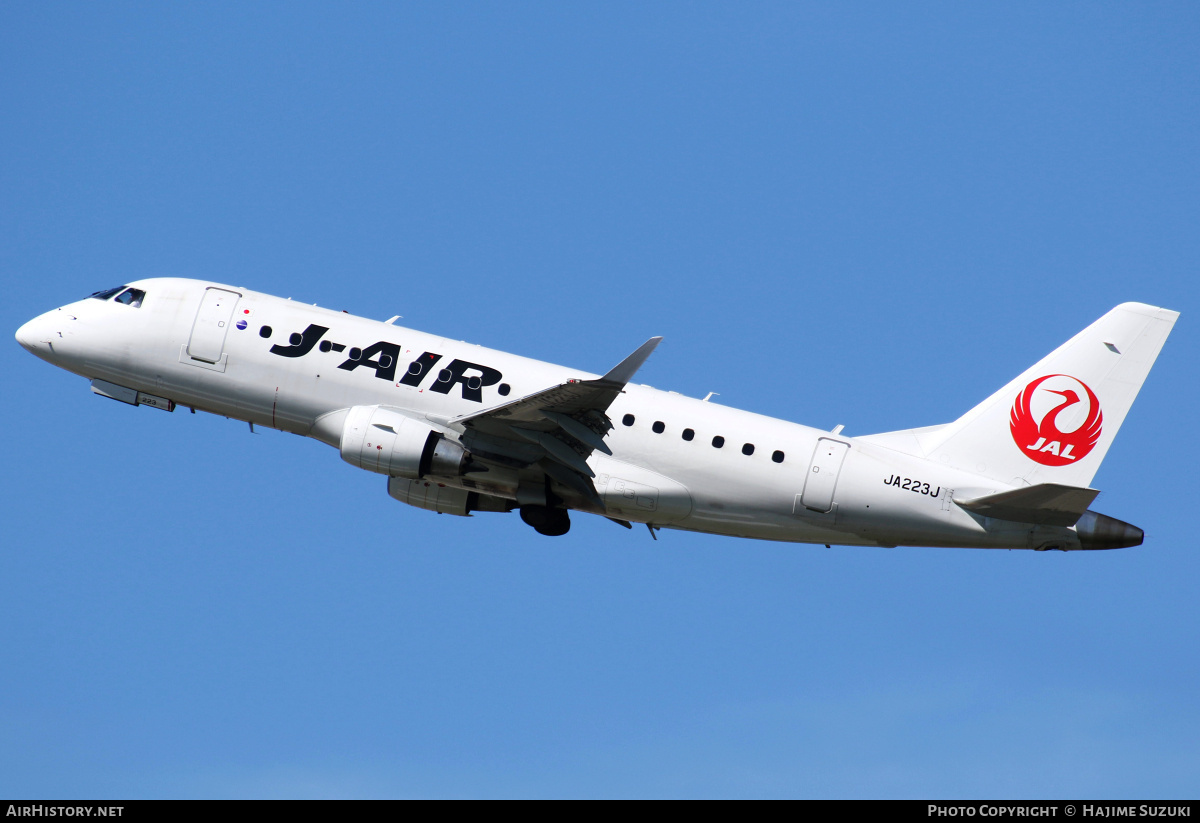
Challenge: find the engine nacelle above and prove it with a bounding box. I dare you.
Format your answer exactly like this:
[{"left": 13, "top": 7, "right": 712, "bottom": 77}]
[
  {"left": 339, "top": 405, "right": 469, "bottom": 478},
  {"left": 388, "top": 476, "right": 474, "bottom": 517}
]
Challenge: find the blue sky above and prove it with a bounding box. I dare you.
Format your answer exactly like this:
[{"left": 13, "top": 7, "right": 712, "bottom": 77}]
[{"left": 2, "top": 3, "right": 1196, "bottom": 798}]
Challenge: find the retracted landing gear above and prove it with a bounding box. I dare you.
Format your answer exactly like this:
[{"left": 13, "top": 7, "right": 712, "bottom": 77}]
[{"left": 519, "top": 505, "right": 571, "bottom": 536}]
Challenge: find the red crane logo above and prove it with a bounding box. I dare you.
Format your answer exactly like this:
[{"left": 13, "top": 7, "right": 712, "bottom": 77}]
[{"left": 1009, "top": 374, "right": 1103, "bottom": 467}]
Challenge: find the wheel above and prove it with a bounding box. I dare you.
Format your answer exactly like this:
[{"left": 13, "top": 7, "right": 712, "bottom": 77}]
[{"left": 519, "top": 505, "right": 571, "bottom": 536}]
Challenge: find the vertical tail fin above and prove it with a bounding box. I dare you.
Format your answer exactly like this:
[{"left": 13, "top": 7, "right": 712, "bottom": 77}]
[{"left": 868, "top": 303, "right": 1178, "bottom": 488}]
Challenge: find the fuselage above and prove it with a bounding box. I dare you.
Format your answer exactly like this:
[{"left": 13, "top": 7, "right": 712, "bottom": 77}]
[{"left": 16, "top": 277, "right": 1100, "bottom": 550}]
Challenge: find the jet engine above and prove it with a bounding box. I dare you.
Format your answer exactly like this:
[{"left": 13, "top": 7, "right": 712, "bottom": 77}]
[
  {"left": 339, "top": 405, "right": 469, "bottom": 479},
  {"left": 387, "top": 477, "right": 514, "bottom": 517},
  {"left": 388, "top": 476, "right": 475, "bottom": 516}
]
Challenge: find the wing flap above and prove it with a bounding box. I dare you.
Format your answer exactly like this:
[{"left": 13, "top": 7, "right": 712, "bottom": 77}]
[
  {"left": 511, "top": 427, "right": 597, "bottom": 477},
  {"left": 539, "top": 409, "right": 613, "bottom": 455}
]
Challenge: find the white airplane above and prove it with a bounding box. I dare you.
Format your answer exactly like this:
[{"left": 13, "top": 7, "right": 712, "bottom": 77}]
[{"left": 15, "top": 279, "right": 1178, "bottom": 550}]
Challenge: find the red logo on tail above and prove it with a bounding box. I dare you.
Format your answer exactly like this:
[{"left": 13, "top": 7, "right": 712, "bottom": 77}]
[{"left": 1009, "top": 374, "right": 1103, "bottom": 466}]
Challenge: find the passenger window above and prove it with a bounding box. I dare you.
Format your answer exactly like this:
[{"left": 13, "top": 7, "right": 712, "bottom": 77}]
[
  {"left": 712, "top": 435, "right": 725, "bottom": 448},
  {"left": 742, "top": 443, "right": 755, "bottom": 456},
  {"left": 652, "top": 421, "right": 665, "bottom": 434},
  {"left": 772, "top": 450, "right": 785, "bottom": 463},
  {"left": 89, "top": 286, "right": 126, "bottom": 301},
  {"left": 113, "top": 288, "right": 145, "bottom": 307},
  {"left": 682, "top": 428, "right": 695, "bottom": 441},
  {"left": 498, "top": 383, "right": 511, "bottom": 396},
  {"left": 622, "top": 414, "right": 635, "bottom": 427},
  {"left": 259, "top": 326, "right": 273, "bottom": 338}
]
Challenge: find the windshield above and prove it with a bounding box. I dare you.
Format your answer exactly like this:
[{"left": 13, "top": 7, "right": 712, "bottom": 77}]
[
  {"left": 113, "top": 288, "right": 145, "bottom": 308},
  {"left": 89, "top": 286, "right": 127, "bottom": 300}
]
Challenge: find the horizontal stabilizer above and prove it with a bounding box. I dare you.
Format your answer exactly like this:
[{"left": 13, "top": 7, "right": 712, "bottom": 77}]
[{"left": 954, "top": 483, "right": 1100, "bottom": 527}]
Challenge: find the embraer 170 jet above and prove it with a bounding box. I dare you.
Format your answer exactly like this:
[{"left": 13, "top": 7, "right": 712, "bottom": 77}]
[{"left": 16, "top": 280, "right": 1177, "bottom": 550}]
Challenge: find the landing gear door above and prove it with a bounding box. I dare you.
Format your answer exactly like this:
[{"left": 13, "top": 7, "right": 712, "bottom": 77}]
[
  {"left": 800, "top": 438, "right": 850, "bottom": 513},
  {"left": 187, "top": 287, "right": 241, "bottom": 364}
]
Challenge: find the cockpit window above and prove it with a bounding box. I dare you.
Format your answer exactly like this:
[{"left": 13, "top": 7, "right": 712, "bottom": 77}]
[
  {"left": 113, "top": 288, "right": 145, "bottom": 308},
  {"left": 89, "top": 286, "right": 127, "bottom": 301}
]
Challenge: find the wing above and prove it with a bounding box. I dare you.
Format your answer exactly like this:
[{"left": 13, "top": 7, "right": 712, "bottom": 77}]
[{"left": 449, "top": 337, "right": 662, "bottom": 504}]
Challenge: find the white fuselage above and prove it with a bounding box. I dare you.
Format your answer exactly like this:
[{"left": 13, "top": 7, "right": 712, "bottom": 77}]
[{"left": 16, "top": 278, "right": 1089, "bottom": 550}]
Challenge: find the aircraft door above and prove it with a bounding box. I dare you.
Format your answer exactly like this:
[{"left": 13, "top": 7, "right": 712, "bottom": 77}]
[
  {"left": 186, "top": 287, "right": 241, "bottom": 364},
  {"left": 800, "top": 438, "right": 850, "bottom": 513}
]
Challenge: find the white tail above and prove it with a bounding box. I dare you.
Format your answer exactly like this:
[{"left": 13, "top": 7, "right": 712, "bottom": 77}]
[{"left": 864, "top": 302, "right": 1179, "bottom": 488}]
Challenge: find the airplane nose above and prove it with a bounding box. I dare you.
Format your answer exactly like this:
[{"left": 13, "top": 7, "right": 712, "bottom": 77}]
[
  {"left": 15, "top": 318, "right": 41, "bottom": 353},
  {"left": 15, "top": 312, "right": 59, "bottom": 359}
]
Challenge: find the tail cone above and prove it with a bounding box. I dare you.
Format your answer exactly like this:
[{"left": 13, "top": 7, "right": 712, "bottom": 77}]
[{"left": 1075, "top": 510, "right": 1144, "bottom": 550}]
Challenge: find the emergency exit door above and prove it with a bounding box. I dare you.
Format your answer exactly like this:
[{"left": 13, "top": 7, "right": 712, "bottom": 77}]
[
  {"left": 186, "top": 288, "right": 241, "bottom": 364},
  {"left": 800, "top": 438, "right": 850, "bottom": 513}
]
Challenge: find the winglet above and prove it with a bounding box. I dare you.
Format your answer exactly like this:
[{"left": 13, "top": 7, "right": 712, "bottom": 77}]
[{"left": 601, "top": 337, "right": 662, "bottom": 385}]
